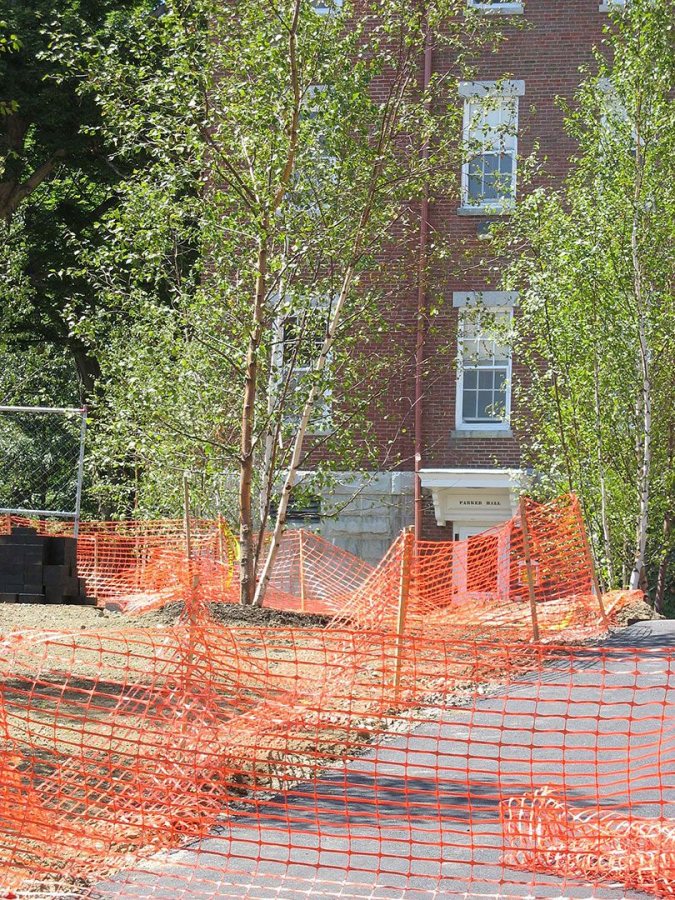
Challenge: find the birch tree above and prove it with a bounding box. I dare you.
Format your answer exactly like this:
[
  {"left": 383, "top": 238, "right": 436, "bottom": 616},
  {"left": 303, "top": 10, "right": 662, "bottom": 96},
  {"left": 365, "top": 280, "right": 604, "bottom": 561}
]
[
  {"left": 494, "top": 0, "right": 674, "bottom": 599},
  {"left": 51, "top": 0, "right": 495, "bottom": 603}
]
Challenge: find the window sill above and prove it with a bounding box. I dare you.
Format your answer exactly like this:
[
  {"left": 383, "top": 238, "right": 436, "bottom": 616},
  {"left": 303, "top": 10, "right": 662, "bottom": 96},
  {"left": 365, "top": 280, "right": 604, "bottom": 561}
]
[
  {"left": 457, "top": 205, "right": 511, "bottom": 217},
  {"left": 451, "top": 428, "right": 513, "bottom": 439},
  {"left": 468, "top": 2, "right": 524, "bottom": 14}
]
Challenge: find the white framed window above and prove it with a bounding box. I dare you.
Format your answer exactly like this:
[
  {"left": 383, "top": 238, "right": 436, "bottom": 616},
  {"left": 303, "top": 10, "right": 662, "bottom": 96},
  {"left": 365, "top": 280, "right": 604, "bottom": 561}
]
[
  {"left": 459, "top": 81, "right": 524, "bottom": 213},
  {"left": 280, "top": 299, "right": 333, "bottom": 434},
  {"left": 454, "top": 297, "right": 514, "bottom": 431},
  {"left": 598, "top": 77, "right": 638, "bottom": 149},
  {"left": 599, "top": 0, "right": 626, "bottom": 11},
  {"left": 467, "top": 0, "right": 524, "bottom": 14}
]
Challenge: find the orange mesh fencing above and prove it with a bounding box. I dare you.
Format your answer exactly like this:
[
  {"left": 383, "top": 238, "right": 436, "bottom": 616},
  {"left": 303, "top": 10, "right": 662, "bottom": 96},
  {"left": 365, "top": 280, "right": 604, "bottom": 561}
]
[
  {"left": 0, "top": 492, "right": 661, "bottom": 898},
  {"left": 0, "top": 493, "right": 626, "bottom": 640},
  {"left": 502, "top": 787, "right": 675, "bottom": 897},
  {"left": 332, "top": 494, "right": 613, "bottom": 641},
  {"left": 0, "top": 623, "right": 671, "bottom": 898},
  {"left": 0, "top": 515, "right": 375, "bottom": 617}
]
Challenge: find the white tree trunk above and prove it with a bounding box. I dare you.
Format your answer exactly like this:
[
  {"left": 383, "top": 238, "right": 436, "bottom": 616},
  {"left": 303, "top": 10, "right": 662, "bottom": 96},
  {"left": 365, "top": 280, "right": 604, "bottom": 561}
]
[
  {"left": 593, "top": 341, "right": 613, "bottom": 587},
  {"left": 630, "top": 326, "right": 652, "bottom": 591},
  {"left": 629, "top": 171, "right": 651, "bottom": 591}
]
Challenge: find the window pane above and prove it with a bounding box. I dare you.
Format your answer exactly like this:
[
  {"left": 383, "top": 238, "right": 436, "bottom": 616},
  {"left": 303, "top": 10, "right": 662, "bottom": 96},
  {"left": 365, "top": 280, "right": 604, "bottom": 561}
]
[
  {"left": 462, "top": 331, "right": 481, "bottom": 360},
  {"left": 467, "top": 157, "right": 484, "bottom": 201},
  {"left": 477, "top": 391, "right": 495, "bottom": 420},
  {"left": 493, "top": 385, "right": 507, "bottom": 417},
  {"left": 462, "top": 316, "right": 479, "bottom": 342},
  {"left": 483, "top": 106, "right": 503, "bottom": 139},
  {"left": 463, "top": 389, "right": 477, "bottom": 420},
  {"left": 483, "top": 153, "right": 513, "bottom": 200},
  {"left": 478, "top": 336, "right": 497, "bottom": 361},
  {"left": 478, "top": 369, "right": 494, "bottom": 390},
  {"left": 464, "top": 369, "right": 477, "bottom": 390}
]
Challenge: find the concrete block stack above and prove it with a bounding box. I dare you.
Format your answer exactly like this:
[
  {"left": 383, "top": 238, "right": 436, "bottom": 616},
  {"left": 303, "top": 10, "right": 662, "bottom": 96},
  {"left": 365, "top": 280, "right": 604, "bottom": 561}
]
[{"left": 0, "top": 526, "right": 95, "bottom": 605}]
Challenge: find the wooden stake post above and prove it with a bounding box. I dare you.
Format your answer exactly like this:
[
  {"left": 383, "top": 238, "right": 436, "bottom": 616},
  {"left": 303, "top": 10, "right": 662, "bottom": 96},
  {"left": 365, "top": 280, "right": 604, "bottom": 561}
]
[
  {"left": 519, "top": 496, "right": 541, "bottom": 643},
  {"left": 575, "top": 500, "right": 609, "bottom": 628},
  {"left": 217, "top": 513, "right": 226, "bottom": 595},
  {"left": 93, "top": 533, "right": 99, "bottom": 590},
  {"left": 394, "top": 527, "right": 415, "bottom": 691},
  {"left": 298, "top": 530, "right": 307, "bottom": 613},
  {"left": 183, "top": 475, "right": 193, "bottom": 564},
  {"left": 181, "top": 476, "right": 200, "bottom": 713},
  {"left": 183, "top": 476, "right": 200, "bottom": 608}
]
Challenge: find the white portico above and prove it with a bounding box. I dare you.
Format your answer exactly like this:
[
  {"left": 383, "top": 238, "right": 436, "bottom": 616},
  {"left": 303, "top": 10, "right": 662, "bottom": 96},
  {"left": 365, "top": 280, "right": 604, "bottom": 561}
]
[
  {"left": 419, "top": 467, "right": 525, "bottom": 534},
  {"left": 419, "top": 468, "right": 528, "bottom": 599}
]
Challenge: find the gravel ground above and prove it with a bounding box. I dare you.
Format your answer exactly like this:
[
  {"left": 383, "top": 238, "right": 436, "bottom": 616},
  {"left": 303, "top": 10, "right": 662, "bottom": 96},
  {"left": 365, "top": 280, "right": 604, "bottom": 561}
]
[
  {"left": 0, "top": 591, "right": 662, "bottom": 637},
  {"left": 611, "top": 595, "right": 664, "bottom": 627},
  {"left": 0, "top": 603, "right": 123, "bottom": 634}
]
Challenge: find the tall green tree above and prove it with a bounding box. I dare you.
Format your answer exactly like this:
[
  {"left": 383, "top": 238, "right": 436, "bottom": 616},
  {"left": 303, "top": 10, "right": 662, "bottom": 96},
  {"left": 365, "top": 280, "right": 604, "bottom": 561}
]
[
  {"left": 494, "top": 0, "right": 674, "bottom": 604},
  {"left": 55, "top": 0, "right": 496, "bottom": 604},
  {"left": 0, "top": 0, "right": 150, "bottom": 399}
]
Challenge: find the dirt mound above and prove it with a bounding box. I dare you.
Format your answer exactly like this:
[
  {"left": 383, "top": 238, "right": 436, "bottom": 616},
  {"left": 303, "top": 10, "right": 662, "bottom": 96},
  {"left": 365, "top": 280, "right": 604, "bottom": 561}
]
[
  {"left": 613, "top": 596, "right": 664, "bottom": 627},
  {"left": 135, "top": 601, "right": 334, "bottom": 629}
]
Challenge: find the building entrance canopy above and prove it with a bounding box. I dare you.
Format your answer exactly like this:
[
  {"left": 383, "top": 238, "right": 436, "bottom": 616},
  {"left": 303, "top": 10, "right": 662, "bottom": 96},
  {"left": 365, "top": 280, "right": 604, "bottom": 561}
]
[{"left": 419, "top": 468, "right": 528, "bottom": 529}]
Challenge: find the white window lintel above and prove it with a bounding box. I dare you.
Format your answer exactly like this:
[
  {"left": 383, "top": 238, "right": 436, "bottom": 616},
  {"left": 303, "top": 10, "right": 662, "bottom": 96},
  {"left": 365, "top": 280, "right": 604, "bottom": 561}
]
[
  {"left": 468, "top": 1, "right": 524, "bottom": 14},
  {"left": 459, "top": 79, "right": 525, "bottom": 99},
  {"left": 453, "top": 291, "right": 519, "bottom": 309}
]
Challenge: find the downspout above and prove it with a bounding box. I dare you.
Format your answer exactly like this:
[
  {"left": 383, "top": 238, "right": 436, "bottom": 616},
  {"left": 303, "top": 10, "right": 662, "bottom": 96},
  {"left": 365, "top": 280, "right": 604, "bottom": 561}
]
[{"left": 414, "top": 24, "right": 432, "bottom": 540}]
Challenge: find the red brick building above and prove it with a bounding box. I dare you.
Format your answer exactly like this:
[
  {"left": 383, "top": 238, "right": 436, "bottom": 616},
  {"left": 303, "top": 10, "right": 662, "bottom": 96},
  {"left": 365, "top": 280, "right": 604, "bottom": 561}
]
[{"left": 313, "top": 0, "right": 624, "bottom": 562}]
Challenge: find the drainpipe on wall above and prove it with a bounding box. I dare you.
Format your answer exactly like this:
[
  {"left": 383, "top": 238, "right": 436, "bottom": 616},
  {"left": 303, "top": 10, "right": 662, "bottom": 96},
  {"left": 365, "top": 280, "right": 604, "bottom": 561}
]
[{"left": 414, "top": 24, "right": 432, "bottom": 541}]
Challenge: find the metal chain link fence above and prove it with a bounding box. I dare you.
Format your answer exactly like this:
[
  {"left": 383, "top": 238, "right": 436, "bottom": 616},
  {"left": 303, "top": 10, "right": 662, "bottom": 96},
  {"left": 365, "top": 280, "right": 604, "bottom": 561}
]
[{"left": 0, "top": 406, "right": 87, "bottom": 533}]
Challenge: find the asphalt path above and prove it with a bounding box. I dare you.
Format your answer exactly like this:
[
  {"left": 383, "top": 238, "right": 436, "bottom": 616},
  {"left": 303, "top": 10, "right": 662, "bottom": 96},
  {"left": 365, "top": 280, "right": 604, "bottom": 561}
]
[{"left": 96, "top": 620, "right": 675, "bottom": 900}]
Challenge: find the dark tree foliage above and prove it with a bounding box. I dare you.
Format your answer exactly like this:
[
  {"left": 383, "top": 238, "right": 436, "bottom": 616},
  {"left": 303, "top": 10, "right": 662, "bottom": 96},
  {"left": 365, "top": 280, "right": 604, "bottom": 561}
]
[{"left": 0, "top": 1, "right": 153, "bottom": 398}]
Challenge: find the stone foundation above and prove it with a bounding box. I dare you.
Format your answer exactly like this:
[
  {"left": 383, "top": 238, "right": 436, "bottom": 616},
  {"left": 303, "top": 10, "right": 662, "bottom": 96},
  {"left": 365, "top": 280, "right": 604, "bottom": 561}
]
[{"left": 312, "top": 472, "right": 414, "bottom": 565}]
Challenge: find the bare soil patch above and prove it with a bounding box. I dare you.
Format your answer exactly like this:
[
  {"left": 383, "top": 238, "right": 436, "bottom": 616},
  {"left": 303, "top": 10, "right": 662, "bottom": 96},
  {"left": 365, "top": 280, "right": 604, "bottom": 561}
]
[
  {"left": 143, "top": 601, "right": 334, "bottom": 629},
  {"left": 0, "top": 600, "right": 333, "bottom": 636},
  {"left": 612, "top": 596, "right": 664, "bottom": 627}
]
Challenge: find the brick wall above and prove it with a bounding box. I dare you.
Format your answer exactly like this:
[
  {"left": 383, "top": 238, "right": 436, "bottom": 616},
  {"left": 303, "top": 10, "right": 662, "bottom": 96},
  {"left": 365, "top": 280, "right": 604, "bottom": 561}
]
[
  {"left": 418, "top": 0, "right": 609, "bottom": 471},
  {"left": 314, "top": 2, "right": 614, "bottom": 547}
]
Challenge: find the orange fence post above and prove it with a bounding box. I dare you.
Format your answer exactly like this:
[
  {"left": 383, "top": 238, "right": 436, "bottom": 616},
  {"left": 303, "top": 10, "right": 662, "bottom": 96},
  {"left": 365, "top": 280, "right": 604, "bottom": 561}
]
[
  {"left": 519, "top": 496, "right": 541, "bottom": 643},
  {"left": 140, "top": 521, "right": 149, "bottom": 587},
  {"left": 394, "top": 527, "right": 414, "bottom": 691},
  {"left": 182, "top": 476, "right": 199, "bottom": 698},
  {"left": 575, "top": 499, "right": 609, "bottom": 628},
  {"left": 93, "top": 533, "right": 99, "bottom": 590}
]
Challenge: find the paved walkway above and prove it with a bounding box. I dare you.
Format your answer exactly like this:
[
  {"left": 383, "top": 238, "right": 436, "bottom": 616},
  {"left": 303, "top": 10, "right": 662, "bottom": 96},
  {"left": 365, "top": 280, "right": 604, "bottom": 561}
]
[{"left": 97, "top": 621, "right": 675, "bottom": 900}]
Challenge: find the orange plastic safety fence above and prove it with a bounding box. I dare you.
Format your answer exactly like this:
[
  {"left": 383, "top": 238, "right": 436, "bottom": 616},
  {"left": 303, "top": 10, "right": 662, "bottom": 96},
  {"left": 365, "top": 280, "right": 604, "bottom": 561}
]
[
  {"left": 333, "top": 494, "right": 613, "bottom": 641},
  {"left": 0, "top": 515, "right": 375, "bottom": 617},
  {"left": 0, "top": 493, "right": 659, "bottom": 898},
  {"left": 502, "top": 787, "right": 675, "bottom": 897},
  {"left": 0, "top": 624, "right": 672, "bottom": 898},
  {"left": 0, "top": 494, "right": 627, "bottom": 641}
]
